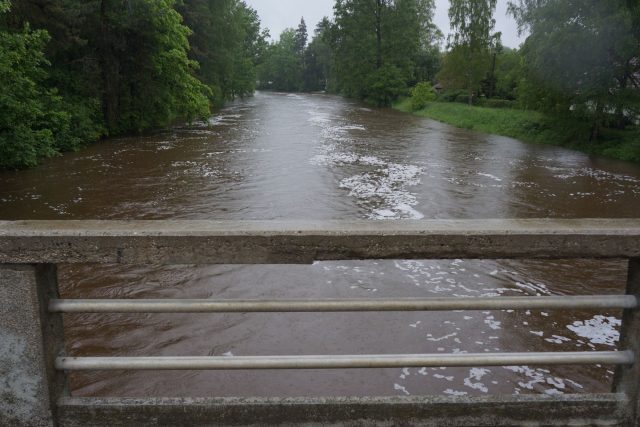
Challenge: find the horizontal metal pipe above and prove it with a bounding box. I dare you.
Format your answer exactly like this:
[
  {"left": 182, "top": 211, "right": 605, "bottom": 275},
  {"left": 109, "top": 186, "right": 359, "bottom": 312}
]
[
  {"left": 56, "top": 351, "right": 635, "bottom": 371},
  {"left": 49, "top": 295, "right": 639, "bottom": 314}
]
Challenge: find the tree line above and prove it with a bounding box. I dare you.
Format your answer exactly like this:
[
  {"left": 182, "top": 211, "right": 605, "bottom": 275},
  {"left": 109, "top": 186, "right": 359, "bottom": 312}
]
[
  {"left": 0, "top": 0, "right": 268, "bottom": 169},
  {"left": 2, "top": 0, "right": 639, "bottom": 169},
  {"left": 258, "top": 0, "right": 442, "bottom": 107},
  {"left": 259, "top": 0, "right": 639, "bottom": 148}
]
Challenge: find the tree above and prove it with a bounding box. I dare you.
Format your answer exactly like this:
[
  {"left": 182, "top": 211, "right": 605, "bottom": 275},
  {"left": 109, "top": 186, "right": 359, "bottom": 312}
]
[
  {"left": 330, "top": 0, "right": 439, "bottom": 105},
  {"left": 258, "top": 28, "right": 304, "bottom": 91},
  {"left": 3, "top": 0, "right": 105, "bottom": 151},
  {"left": 493, "top": 47, "right": 522, "bottom": 100},
  {"left": 302, "top": 18, "right": 335, "bottom": 91},
  {"left": 410, "top": 81, "right": 437, "bottom": 110},
  {"left": 413, "top": 0, "right": 443, "bottom": 84},
  {"left": 179, "top": 0, "right": 268, "bottom": 105},
  {"left": 0, "top": 0, "right": 67, "bottom": 168},
  {"left": 293, "top": 17, "right": 308, "bottom": 56},
  {"left": 437, "top": 45, "right": 488, "bottom": 95},
  {"left": 509, "top": 0, "right": 640, "bottom": 138},
  {"left": 97, "top": 0, "right": 210, "bottom": 134},
  {"left": 447, "top": 0, "right": 498, "bottom": 104},
  {"left": 0, "top": 0, "right": 270, "bottom": 169}
]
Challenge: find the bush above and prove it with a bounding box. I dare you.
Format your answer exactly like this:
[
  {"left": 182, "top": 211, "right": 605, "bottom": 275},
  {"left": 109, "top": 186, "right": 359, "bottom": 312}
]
[
  {"left": 409, "top": 82, "right": 437, "bottom": 111},
  {"left": 438, "top": 89, "right": 466, "bottom": 103},
  {"left": 364, "top": 65, "right": 407, "bottom": 107},
  {"left": 455, "top": 94, "right": 470, "bottom": 104},
  {"left": 0, "top": 26, "right": 58, "bottom": 169},
  {"left": 484, "top": 99, "right": 517, "bottom": 109}
]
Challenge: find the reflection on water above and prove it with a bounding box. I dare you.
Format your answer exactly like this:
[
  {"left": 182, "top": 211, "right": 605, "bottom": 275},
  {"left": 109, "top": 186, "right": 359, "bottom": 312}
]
[{"left": 2, "top": 92, "right": 640, "bottom": 397}]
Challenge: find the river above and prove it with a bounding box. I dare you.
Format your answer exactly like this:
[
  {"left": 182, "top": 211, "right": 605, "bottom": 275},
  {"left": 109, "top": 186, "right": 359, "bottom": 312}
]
[{"left": 1, "top": 92, "right": 640, "bottom": 398}]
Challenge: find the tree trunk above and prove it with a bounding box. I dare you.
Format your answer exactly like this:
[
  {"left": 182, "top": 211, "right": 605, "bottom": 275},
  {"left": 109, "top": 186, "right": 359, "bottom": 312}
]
[
  {"left": 375, "top": 0, "right": 382, "bottom": 69},
  {"left": 100, "top": 0, "right": 119, "bottom": 134},
  {"left": 467, "top": 58, "right": 473, "bottom": 106},
  {"left": 590, "top": 102, "right": 602, "bottom": 142},
  {"left": 488, "top": 51, "right": 497, "bottom": 99}
]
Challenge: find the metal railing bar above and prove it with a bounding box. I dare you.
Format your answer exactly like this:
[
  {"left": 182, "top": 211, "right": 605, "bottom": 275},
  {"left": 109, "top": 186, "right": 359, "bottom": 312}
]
[
  {"left": 56, "top": 351, "right": 635, "bottom": 371},
  {"left": 49, "top": 295, "right": 639, "bottom": 313}
]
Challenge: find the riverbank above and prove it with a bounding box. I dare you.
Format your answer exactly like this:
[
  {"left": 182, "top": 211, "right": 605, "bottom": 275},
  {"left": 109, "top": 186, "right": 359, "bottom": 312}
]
[{"left": 393, "top": 99, "right": 640, "bottom": 163}]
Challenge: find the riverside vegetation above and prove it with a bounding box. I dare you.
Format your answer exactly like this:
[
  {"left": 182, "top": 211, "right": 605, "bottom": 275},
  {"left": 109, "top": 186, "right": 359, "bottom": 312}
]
[
  {"left": 2, "top": 0, "right": 639, "bottom": 169},
  {"left": 0, "top": 0, "right": 268, "bottom": 169}
]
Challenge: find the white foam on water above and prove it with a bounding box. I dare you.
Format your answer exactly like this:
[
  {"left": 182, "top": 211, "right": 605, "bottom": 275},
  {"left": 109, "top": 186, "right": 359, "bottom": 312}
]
[
  {"left": 514, "top": 281, "right": 551, "bottom": 296},
  {"left": 359, "top": 155, "right": 386, "bottom": 166},
  {"left": 433, "top": 374, "right": 454, "bottom": 381},
  {"left": 546, "top": 377, "right": 566, "bottom": 390},
  {"left": 478, "top": 173, "right": 503, "bottom": 182},
  {"left": 310, "top": 152, "right": 360, "bottom": 166},
  {"left": 307, "top": 111, "right": 332, "bottom": 125},
  {"left": 338, "top": 124, "right": 366, "bottom": 131},
  {"left": 394, "top": 383, "right": 411, "bottom": 395},
  {"left": 484, "top": 316, "right": 502, "bottom": 330},
  {"left": 427, "top": 332, "right": 458, "bottom": 342},
  {"left": 567, "top": 315, "right": 621, "bottom": 347},
  {"left": 544, "top": 335, "right": 571, "bottom": 345},
  {"left": 505, "top": 366, "right": 547, "bottom": 390},
  {"left": 207, "top": 114, "right": 242, "bottom": 126},
  {"left": 547, "top": 166, "right": 640, "bottom": 184},
  {"left": 463, "top": 368, "right": 490, "bottom": 393},
  {"left": 340, "top": 163, "right": 425, "bottom": 220}
]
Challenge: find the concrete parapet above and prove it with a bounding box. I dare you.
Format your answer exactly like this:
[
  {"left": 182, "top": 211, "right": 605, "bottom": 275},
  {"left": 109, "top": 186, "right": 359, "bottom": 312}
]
[
  {"left": 1, "top": 219, "right": 640, "bottom": 265},
  {"left": 0, "top": 265, "right": 64, "bottom": 427}
]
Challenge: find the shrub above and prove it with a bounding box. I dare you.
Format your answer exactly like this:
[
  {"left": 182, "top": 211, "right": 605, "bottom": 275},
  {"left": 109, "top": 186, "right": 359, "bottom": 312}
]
[
  {"left": 439, "top": 89, "right": 466, "bottom": 103},
  {"left": 484, "top": 99, "right": 517, "bottom": 109},
  {"left": 409, "top": 82, "right": 437, "bottom": 111},
  {"left": 364, "top": 65, "right": 407, "bottom": 107}
]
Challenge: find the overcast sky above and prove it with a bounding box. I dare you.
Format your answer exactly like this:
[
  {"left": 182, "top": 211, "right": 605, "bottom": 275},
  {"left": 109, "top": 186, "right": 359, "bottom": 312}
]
[{"left": 245, "top": 0, "right": 525, "bottom": 48}]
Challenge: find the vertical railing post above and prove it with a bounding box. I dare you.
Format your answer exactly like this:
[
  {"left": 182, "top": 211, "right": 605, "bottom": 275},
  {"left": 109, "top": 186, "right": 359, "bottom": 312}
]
[
  {"left": 0, "top": 264, "right": 67, "bottom": 427},
  {"left": 614, "top": 258, "right": 640, "bottom": 426}
]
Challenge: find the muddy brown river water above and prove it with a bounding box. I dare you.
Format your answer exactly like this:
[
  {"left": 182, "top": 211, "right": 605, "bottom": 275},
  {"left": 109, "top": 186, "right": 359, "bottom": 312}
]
[{"left": 2, "top": 92, "right": 640, "bottom": 398}]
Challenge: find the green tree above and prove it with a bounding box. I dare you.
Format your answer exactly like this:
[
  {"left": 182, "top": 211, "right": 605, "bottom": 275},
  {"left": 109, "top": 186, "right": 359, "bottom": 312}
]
[
  {"left": 410, "top": 81, "right": 437, "bottom": 110},
  {"left": 330, "top": 0, "right": 438, "bottom": 105},
  {"left": 0, "top": 0, "right": 66, "bottom": 168},
  {"left": 509, "top": 0, "right": 640, "bottom": 138},
  {"left": 302, "top": 18, "right": 335, "bottom": 92},
  {"left": 294, "top": 17, "right": 308, "bottom": 57},
  {"left": 413, "top": 0, "right": 443, "bottom": 84},
  {"left": 493, "top": 47, "right": 522, "bottom": 100},
  {"left": 258, "top": 28, "right": 304, "bottom": 91},
  {"left": 179, "top": 0, "right": 267, "bottom": 105},
  {"left": 437, "top": 45, "right": 489, "bottom": 94},
  {"left": 3, "top": 0, "right": 105, "bottom": 152},
  {"left": 447, "top": 0, "right": 498, "bottom": 104},
  {"left": 98, "top": 0, "right": 210, "bottom": 134}
]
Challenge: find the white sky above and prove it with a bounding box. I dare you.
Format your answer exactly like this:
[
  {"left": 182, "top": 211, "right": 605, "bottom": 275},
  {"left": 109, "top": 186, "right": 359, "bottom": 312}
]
[{"left": 245, "top": 0, "right": 525, "bottom": 48}]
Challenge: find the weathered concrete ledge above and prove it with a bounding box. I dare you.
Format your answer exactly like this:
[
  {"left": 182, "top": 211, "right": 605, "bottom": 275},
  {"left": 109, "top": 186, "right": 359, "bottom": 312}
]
[
  {"left": 57, "top": 394, "right": 631, "bottom": 426},
  {"left": 1, "top": 219, "right": 640, "bottom": 264},
  {"left": 0, "top": 265, "right": 64, "bottom": 427}
]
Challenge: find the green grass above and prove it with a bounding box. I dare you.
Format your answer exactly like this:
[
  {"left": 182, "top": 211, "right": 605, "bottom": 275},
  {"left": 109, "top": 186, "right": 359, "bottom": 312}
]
[{"left": 394, "top": 99, "right": 640, "bottom": 163}]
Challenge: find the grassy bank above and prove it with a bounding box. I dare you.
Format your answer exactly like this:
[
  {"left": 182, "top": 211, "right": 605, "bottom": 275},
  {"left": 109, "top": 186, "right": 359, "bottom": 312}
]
[{"left": 394, "top": 99, "right": 640, "bottom": 163}]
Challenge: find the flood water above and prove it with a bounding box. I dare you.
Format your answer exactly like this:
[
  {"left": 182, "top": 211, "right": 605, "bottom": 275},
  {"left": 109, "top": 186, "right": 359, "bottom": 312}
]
[{"left": 2, "top": 92, "right": 640, "bottom": 398}]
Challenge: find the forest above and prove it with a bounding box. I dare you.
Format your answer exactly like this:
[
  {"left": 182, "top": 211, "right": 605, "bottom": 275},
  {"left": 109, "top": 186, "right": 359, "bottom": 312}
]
[
  {"left": 1, "top": 0, "right": 640, "bottom": 169},
  {"left": 0, "top": 0, "right": 268, "bottom": 169}
]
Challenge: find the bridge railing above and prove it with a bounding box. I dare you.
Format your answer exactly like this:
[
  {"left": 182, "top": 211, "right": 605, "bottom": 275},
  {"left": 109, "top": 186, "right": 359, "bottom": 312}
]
[{"left": 1, "top": 219, "right": 639, "bottom": 426}]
